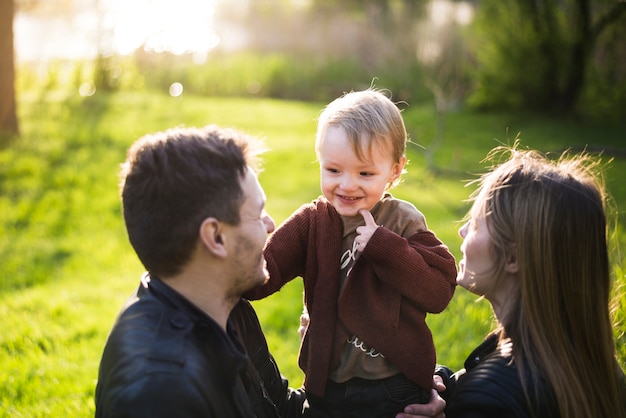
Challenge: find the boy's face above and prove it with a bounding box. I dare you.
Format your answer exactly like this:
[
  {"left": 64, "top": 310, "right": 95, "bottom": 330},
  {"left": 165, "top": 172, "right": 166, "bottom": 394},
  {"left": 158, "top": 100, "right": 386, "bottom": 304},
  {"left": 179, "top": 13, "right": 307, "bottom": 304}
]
[{"left": 318, "top": 125, "right": 404, "bottom": 217}]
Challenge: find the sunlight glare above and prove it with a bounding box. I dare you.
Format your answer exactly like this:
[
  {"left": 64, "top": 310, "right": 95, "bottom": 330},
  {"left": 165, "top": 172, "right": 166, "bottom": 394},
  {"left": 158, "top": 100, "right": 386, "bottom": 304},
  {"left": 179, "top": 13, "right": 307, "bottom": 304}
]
[
  {"left": 169, "top": 82, "right": 184, "bottom": 97},
  {"left": 455, "top": 2, "right": 474, "bottom": 26},
  {"left": 79, "top": 82, "right": 96, "bottom": 97},
  {"left": 108, "top": 0, "right": 219, "bottom": 58},
  {"left": 430, "top": 0, "right": 474, "bottom": 27}
]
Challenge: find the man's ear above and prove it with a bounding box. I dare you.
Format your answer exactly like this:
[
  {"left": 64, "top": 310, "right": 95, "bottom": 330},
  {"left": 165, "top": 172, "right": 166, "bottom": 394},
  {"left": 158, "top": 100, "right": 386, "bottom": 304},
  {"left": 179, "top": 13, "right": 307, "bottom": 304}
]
[
  {"left": 199, "top": 218, "right": 227, "bottom": 258},
  {"left": 504, "top": 245, "right": 519, "bottom": 274}
]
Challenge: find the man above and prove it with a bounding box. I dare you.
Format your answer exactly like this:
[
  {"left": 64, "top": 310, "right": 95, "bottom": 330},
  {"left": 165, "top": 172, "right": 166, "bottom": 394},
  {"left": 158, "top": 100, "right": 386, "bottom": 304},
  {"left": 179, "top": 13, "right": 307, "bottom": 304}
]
[{"left": 95, "top": 125, "right": 306, "bottom": 417}]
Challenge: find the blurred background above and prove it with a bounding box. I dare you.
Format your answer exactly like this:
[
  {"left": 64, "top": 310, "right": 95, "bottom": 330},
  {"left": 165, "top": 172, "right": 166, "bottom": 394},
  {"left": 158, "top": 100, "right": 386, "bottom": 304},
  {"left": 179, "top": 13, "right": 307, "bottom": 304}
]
[
  {"left": 1, "top": 1, "right": 625, "bottom": 416},
  {"left": 3, "top": 0, "right": 626, "bottom": 131}
]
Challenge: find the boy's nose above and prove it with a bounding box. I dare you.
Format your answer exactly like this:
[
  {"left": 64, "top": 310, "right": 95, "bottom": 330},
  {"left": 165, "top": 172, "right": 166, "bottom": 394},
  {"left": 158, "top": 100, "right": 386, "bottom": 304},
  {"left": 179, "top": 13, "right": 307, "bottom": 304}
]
[{"left": 340, "top": 174, "right": 358, "bottom": 191}]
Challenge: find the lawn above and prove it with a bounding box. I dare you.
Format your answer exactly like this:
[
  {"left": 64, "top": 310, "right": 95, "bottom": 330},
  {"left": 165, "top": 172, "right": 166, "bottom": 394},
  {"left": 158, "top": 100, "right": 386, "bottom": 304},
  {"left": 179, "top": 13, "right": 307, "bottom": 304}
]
[{"left": 1, "top": 90, "right": 624, "bottom": 416}]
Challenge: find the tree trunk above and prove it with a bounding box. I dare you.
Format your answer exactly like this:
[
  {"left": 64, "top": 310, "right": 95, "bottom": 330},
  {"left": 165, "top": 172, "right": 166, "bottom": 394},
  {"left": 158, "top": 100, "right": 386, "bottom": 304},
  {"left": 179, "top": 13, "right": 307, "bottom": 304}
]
[
  {"left": 556, "top": 0, "right": 590, "bottom": 112},
  {"left": 558, "top": 0, "right": 626, "bottom": 113},
  {"left": 0, "top": 0, "right": 19, "bottom": 139}
]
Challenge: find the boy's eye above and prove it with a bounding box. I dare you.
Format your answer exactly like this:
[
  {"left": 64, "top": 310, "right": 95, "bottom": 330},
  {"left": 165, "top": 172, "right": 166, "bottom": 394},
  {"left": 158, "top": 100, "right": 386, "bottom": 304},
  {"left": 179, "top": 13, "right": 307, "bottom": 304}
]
[
  {"left": 360, "top": 171, "right": 374, "bottom": 177},
  {"left": 326, "top": 167, "right": 339, "bottom": 173}
]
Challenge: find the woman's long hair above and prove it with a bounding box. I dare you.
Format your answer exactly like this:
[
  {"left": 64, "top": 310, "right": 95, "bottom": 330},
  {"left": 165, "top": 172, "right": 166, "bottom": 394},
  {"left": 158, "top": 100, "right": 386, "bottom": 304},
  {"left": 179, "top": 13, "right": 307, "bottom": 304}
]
[{"left": 471, "top": 145, "right": 625, "bottom": 418}]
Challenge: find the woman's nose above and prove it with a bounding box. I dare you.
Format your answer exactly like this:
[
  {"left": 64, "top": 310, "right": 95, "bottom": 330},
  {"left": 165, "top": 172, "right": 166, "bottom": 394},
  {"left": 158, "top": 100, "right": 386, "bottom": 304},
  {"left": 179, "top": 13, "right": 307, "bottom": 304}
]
[
  {"left": 459, "top": 222, "right": 468, "bottom": 238},
  {"left": 263, "top": 213, "right": 276, "bottom": 234}
]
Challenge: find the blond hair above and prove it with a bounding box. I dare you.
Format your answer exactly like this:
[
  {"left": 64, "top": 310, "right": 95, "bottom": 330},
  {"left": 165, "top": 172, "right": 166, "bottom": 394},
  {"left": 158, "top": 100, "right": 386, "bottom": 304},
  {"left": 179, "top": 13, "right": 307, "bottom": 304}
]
[
  {"left": 315, "top": 89, "right": 407, "bottom": 188},
  {"left": 469, "top": 144, "right": 625, "bottom": 418}
]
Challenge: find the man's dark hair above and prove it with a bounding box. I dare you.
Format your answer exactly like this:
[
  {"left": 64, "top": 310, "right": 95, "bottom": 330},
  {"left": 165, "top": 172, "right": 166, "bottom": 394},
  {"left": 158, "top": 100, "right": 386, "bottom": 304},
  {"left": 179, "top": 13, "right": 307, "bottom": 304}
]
[{"left": 120, "top": 125, "right": 265, "bottom": 278}]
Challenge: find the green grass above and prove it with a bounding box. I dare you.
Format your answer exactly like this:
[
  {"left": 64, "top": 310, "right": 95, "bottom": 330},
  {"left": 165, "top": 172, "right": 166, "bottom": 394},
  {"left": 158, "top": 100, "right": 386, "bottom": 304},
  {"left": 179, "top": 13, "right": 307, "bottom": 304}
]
[{"left": 1, "top": 90, "right": 625, "bottom": 416}]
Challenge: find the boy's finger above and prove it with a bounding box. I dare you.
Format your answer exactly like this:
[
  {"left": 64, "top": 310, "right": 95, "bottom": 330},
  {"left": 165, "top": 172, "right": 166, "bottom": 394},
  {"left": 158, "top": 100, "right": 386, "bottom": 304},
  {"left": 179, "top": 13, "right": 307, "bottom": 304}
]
[{"left": 358, "top": 209, "right": 377, "bottom": 227}]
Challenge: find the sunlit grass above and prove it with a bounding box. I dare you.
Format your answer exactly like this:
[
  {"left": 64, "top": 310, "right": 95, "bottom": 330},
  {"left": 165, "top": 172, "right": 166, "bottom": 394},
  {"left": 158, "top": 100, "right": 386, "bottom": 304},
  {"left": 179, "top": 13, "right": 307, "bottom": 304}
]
[
  {"left": 1, "top": 90, "right": 624, "bottom": 416},
  {"left": 0, "top": 274, "right": 131, "bottom": 416}
]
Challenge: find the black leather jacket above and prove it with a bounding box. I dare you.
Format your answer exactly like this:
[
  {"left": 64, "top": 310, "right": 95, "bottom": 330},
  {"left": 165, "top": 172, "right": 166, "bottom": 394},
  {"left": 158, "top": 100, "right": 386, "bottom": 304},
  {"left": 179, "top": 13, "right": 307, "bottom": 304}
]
[
  {"left": 95, "top": 274, "right": 307, "bottom": 418},
  {"left": 436, "top": 334, "right": 558, "bottom": 418}
]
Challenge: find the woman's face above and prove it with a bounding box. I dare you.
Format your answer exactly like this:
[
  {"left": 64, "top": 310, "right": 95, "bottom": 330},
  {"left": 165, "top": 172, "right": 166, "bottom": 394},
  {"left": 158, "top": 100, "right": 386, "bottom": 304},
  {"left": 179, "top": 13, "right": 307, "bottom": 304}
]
[
  {"left": 457, "top": 215, "right": 497, "bottom": 296},
  {"left": 457, "top": 210, "right": 520, "bottom": 317}
]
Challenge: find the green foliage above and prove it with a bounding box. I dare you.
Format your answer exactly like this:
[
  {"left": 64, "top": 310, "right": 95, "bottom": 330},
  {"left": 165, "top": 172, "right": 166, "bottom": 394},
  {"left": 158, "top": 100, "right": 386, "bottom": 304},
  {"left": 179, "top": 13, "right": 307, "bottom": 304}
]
[
  {"left": 612, "top": 226, "right": 626, "bottom": 372},
  {"left": 579, "top": 20, "right": 626, "bottom": 124},
  {"left": 17, "top": 50, "right": 431, "bottom": 108},
  {"left": 0, "top": 90, "right": 624, "bottom": 416},
  {"left": 468, "top": 0, "right": 626, "bottom": 120}
]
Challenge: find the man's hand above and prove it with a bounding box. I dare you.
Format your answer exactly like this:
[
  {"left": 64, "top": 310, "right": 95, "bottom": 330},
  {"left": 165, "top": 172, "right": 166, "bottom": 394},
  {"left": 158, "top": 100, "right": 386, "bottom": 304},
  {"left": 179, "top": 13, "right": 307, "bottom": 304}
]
[
  {"left": 395, "top": 376, "right": 446, "bottom": 418},
  {"left": 355, "top": 209, "right": 379, "bottom": 253}
]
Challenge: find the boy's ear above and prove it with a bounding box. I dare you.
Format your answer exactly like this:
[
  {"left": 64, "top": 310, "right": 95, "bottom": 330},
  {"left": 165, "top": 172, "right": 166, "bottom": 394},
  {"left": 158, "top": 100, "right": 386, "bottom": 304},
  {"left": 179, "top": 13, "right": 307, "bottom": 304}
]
[
  {"left": 393, "top": 155, "right": 407, "bottom": 178},
  {"left": 199, "top": 218, "right": 228, "bottom": 258}
]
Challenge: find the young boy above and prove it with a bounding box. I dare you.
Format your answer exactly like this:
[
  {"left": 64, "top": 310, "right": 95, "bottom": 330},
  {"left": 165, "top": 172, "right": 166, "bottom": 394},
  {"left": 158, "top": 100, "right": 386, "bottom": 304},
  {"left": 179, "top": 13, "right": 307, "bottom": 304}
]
[{"left": 245, "top": 89, "right": 457, "bottom": 417}]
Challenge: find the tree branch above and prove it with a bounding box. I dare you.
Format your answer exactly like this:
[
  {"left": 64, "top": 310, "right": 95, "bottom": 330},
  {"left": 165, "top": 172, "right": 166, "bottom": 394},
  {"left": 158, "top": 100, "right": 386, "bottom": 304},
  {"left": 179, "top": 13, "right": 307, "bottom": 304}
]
[{"left": 591, "top": 2, "right": 626, "bottom": 41}]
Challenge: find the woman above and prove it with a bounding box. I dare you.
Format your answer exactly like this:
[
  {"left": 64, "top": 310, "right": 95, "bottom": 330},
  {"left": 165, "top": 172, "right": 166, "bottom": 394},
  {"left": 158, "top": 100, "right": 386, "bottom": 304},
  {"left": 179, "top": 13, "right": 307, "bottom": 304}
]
[{"left": 400, "top": 145, "right": 625, "bottom": 418}]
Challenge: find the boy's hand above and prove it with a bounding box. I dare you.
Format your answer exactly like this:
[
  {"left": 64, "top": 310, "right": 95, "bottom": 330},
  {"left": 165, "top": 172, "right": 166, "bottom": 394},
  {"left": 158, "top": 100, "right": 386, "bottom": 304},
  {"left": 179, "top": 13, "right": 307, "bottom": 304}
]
[
  {"left": 297, "top": 311, "right": 310, "bottom": 340},
  {"left": 355, "top": 209, "right": 379, "bottom": 253}
]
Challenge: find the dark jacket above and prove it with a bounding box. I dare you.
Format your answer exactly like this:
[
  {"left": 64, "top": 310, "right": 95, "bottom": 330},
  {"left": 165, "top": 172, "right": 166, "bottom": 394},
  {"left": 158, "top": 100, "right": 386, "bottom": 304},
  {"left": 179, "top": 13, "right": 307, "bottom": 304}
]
[
  {"left": 436, "top": 334, "right": 558, "bottom": 418},
  {"left": 95, "top": 274, "right": 306, "bottom": 418},
  {"left": 245, "top": 196, "right": 457, "bottom": 396},
  {"left": 231, "top": 297, "right": 308, "bottom": 418}
]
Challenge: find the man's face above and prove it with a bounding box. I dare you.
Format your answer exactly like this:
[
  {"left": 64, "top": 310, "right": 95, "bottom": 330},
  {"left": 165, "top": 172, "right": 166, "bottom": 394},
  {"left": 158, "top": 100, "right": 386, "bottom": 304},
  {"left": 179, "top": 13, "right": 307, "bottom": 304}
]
[{"left": 229, "top": 169, "right": 275, "bottom": 294}]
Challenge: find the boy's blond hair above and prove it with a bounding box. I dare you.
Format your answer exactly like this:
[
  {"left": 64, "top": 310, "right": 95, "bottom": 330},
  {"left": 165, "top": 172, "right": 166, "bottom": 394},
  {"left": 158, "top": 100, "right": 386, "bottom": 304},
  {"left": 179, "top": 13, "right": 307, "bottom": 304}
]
[{"left": 315, "top": 89, "right": 407, "bottom": 188}]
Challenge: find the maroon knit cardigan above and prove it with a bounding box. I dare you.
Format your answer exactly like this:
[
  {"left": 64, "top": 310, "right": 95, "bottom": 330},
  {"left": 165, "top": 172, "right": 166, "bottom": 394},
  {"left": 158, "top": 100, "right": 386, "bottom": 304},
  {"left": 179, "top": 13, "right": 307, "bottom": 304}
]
[{"left": 245, "top": 198, "right": 457, "bottom": 396}]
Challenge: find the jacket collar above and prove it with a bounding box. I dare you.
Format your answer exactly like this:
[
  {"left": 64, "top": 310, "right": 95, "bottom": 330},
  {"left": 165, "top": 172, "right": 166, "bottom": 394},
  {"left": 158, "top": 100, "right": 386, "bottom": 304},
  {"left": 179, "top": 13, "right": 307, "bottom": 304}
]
[
  {"left": 464, "top": 333, "right": 499, "bottom": 371},
  {"left": 141, "top": 273, "right": 250, "bottom": 382}
]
